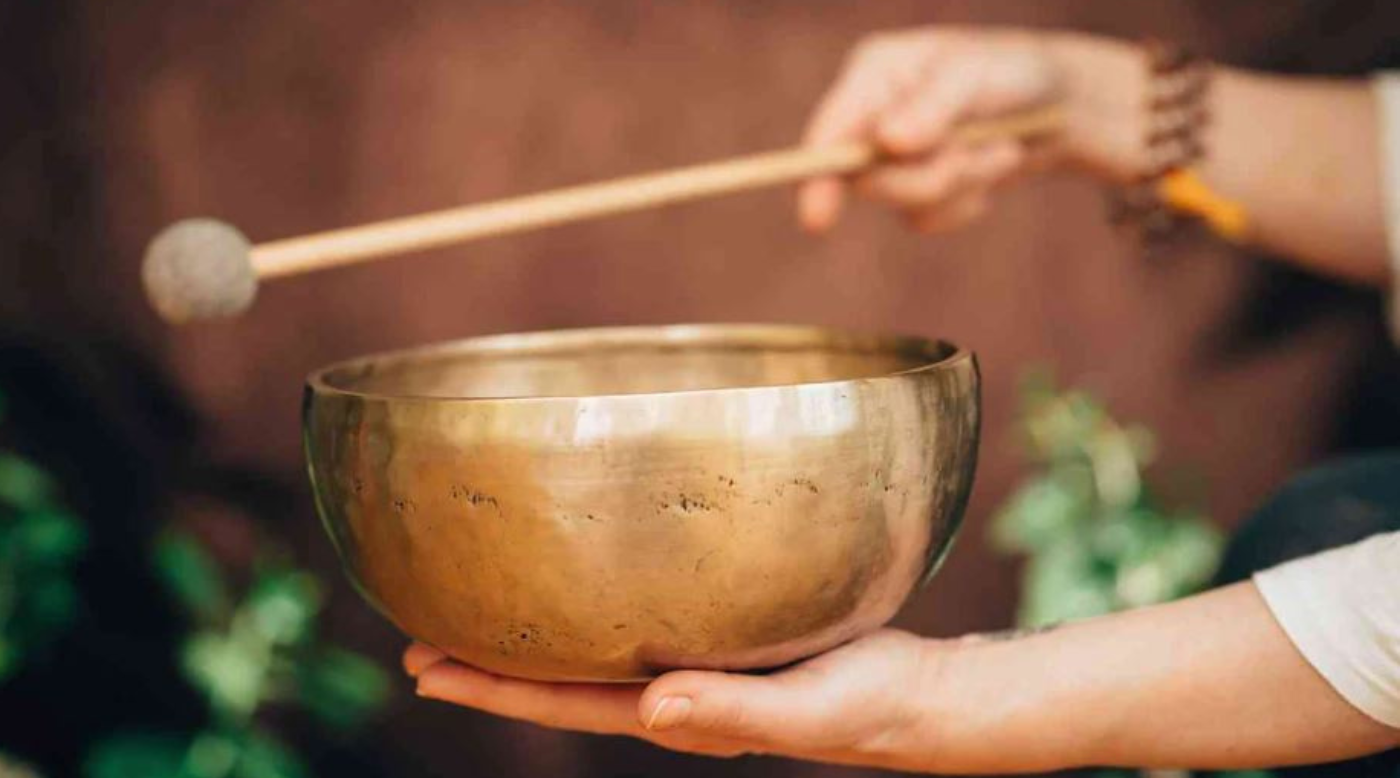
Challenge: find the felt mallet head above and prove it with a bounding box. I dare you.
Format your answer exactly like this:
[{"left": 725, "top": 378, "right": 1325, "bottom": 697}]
[{"left": 142, "top": 218, "right": 257, "bottom": 323}]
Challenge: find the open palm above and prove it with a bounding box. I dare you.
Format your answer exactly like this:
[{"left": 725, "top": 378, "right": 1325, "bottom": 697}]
[{"left": 406, "top": 629, "right": 938, "bottom": 769}]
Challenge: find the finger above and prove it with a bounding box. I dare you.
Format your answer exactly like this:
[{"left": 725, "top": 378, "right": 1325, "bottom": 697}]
[
  {"left": 802, "top": 43, "right": 910, "bottom": 147},
  {"left": 403, "top": 642, "right": 447, "bottom": 677},
  {"left": 902, "top": 141, "right": 1020, "bottom": 233},
  {"left": 857, "top": 146, "right": 975, "bottom": 208},
  {"left": 416, "top": 660, "right": 645, "bottom": 736},
  {"left": 638, "top": 668, "right": 842, "bottom": 749},
  {"left": 797, "top": 178, "right": 846, "bottom": 234},
  {"left": 860, "top": 140, "right": 1022, "bottom": 210},
  {"left": 907, "top": 190, "right": 992, "bottom": 234},
  {"left": 971, "top": 139, "right": 1028, "bottom": 187},
  {"left": 877, "top": 54, "right": 985, "bottom": 155},
  {"left": 798, "top": 69, "right": 875, "bottom": 232},
  {"left": 799, "top": 41, "right": 929, "bottom": 232}
]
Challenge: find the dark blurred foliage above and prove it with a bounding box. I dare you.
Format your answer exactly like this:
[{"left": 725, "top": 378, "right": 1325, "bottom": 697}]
[
  {"left": 1, "top": 0, "right": 1399, "bottom": 777},
  {"left": 0, "top": 331, "right": 202, "bottom": 774},
  {"left": 992, "top": 373, "right": 1222, "bottom": 627},
  {"left": 0, "top": 330, "right": 397, "bottom": 777}
]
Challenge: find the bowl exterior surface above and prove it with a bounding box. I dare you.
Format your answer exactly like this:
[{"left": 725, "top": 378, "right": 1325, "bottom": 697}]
[{"left": 304, "top": 325, "right": 979, "bottom": 681}]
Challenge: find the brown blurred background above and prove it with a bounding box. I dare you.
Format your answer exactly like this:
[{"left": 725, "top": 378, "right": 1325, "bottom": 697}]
[{"left": 4, "top": 1, "right": 1400, "bottom": 776}]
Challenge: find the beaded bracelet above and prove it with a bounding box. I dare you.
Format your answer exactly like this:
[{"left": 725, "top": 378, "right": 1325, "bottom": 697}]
[{"left": 1108, "top": 39, "right": 1248, "bottom": 243}]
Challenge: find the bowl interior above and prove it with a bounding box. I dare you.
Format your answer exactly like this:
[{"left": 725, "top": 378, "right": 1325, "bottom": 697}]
[{"left": 315, "top": 325, "right": 958, "bottom": 400}]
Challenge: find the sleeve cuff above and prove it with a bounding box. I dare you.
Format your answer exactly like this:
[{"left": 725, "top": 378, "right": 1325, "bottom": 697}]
[{"left": 1254, "top": 532, "right": 1400, "bottom": 729}]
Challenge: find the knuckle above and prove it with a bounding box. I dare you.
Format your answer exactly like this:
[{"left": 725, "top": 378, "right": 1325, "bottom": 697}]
[
  {"left": 853, "top": 173, "right": 883, "bottom": 198},
  {"left": 694, "top": 696, "right": 754, "bottom": 738},
  {"left": 916, "top": 175, "right": 957, "bottom": 206},
  {"left": 850, "top": 36, "right": 878, "bottom": 56},
  {"left": 904, "top": 190, "right": 939, "bottom": 210},
  {"left": 851, "top": 31, "right": 894, "bottom": 61}
]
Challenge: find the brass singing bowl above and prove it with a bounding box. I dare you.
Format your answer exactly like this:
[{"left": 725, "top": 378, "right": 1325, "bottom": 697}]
[{"left": 303, "top": 324, "right": 979, "bottom": 681}]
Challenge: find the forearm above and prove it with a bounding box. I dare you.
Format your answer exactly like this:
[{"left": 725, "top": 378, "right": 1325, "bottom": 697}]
[
  {"left": 1051, "top": 34, "right": 1391, "bottom": 285},
  {"left": 919, "top": 582, "right": 1400, "bottom": 773}
]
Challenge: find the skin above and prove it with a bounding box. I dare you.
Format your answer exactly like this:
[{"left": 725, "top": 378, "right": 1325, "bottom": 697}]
[
  {"left": 407, "top": 585, "right": 1399, "bottom": 771},
  {"left": 406, "top": 28, "right": 1400, "bottom": 770},
  {"left": 798, "top": 29, "right": 1389, "bottom": 283}
]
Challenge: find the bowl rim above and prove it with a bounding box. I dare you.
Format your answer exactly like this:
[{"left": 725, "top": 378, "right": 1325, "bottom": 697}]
[{"left": 305, "top": 322, "right": 973, "bottom": 404}]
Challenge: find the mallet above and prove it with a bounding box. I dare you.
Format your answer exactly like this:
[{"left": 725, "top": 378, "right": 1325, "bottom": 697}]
[{"left": 143, "top": 105, "right": 1063, "bottom": 323}]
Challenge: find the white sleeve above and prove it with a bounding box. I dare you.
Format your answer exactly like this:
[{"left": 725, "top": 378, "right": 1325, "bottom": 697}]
[
  {"left": 1253, "top": 531, "right": 1400, "bottom": 728},
  {"left": 1375, "top": 73, "right": 1400, "bottom": 342}
]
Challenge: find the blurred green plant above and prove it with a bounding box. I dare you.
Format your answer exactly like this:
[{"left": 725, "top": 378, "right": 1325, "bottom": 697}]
[
  {"left": 995, "top": 373, "right": 1273, "bottom": 778},
  {"left": 0, "top": 400, "right": 87, "bottom": 683},
  {"left": 992, "top": 372, "right": 1223, "bottom": 628},
  {"left": 0, "top": 385, "right": 387, "bottom": 778},
  {"left": 0, "top": 394, "right": 86, "bottom": 778},
  {"left": 86, "top": 532, "right": 389, "bottom": 778}
]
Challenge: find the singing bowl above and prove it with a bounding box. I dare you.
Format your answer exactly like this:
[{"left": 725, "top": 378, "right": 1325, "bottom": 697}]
[{"left": 303, "top": 324, "right": 980, "bottom": 681}]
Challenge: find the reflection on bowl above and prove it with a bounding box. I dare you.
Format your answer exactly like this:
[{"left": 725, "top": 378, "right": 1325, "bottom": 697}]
[{"left": 304, "top": 324, "right": 979, "bottom": 681}]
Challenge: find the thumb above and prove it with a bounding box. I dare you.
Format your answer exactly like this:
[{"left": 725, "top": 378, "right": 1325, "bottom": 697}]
[
  {"left": 876, "top": 57, "right": 982, "bottom": 155},
  {"left": 638, "top": 670, "right": 831, "bottom": 747}
]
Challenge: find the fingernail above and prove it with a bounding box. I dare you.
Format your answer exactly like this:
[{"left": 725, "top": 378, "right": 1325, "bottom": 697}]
[
  {"left": 404, "top": 643, "right": 448, "bottom": 677},
  {"left": 415, "top": 674, "right": 439, "bottom": 699},
  {"left": 644, "top": 696, "right": 692, "bottom": 731}
]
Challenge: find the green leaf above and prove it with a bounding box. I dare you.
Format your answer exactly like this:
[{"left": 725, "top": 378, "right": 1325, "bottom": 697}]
[
  {"left": 22, "top": 577, "right": 78, "bottom": 631},
  {"left": 153, "top": 534, "right": 230, "bottom": 624},
  {"left": 1018, "top": 541, "right": 1116, "bottom": 627},
  {"left": 14, "top": 509, "right": 86, "bottom": 565},
  {"left": 1027, "top": 391, "right": 1106, "bottom": 462},
  {"left": 1157, "top": 516, "right": 1223, "bottom": 592},
  {"left": 990, "top": 470, "right": 1092, "bottom": 553},
  {"left": 183, "top": 733, "right": 240, "bottom": 778},
  {"left": 1114, "top": 558, "right": 1173, "bottom": 609},
  {"left": 246, "top": 571, "right": 320, "bottom": 646},
  {"left": 1001, "top": 371, "right": 1218, "bottom": 625},
  {"left": 182, "top": 631, "right": 266, "bottom": 718},
  {"left": 233, "top": 731, "right": 308, "bottom": 778},
  {"left": 1086, "top": 426, "right": 1144, "bottom": 508},
  {"left": 0, "top": 455, "right": 53, "bottom": 511},
  {"left": 1111, "top": 513, "right": 1222, "bottom": 607},
  {"left": 297, "top": 646, "right": 389, "bottom": 730},
  {"left": 0, "top": 637, "right": 17, "bottom": 683},
  {"left": 84, "top": 732, "right": 189, "bottom": 778}
]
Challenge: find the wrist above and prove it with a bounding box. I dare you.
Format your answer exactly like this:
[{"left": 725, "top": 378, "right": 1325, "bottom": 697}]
[
  {"left": 904, "top": 628, "right": 1114, "bottom": 774},
  {"left": 1044, "top": 32, "right": 1147, "bottom": 183}
]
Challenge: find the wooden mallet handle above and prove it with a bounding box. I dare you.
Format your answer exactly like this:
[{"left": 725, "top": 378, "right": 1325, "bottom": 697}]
[
  {"left": 143, "top": 105, "right": 1062, "bottom": 322},
  {"left": 251, "top": 104, "right": 1064, "bottom": 279}
]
